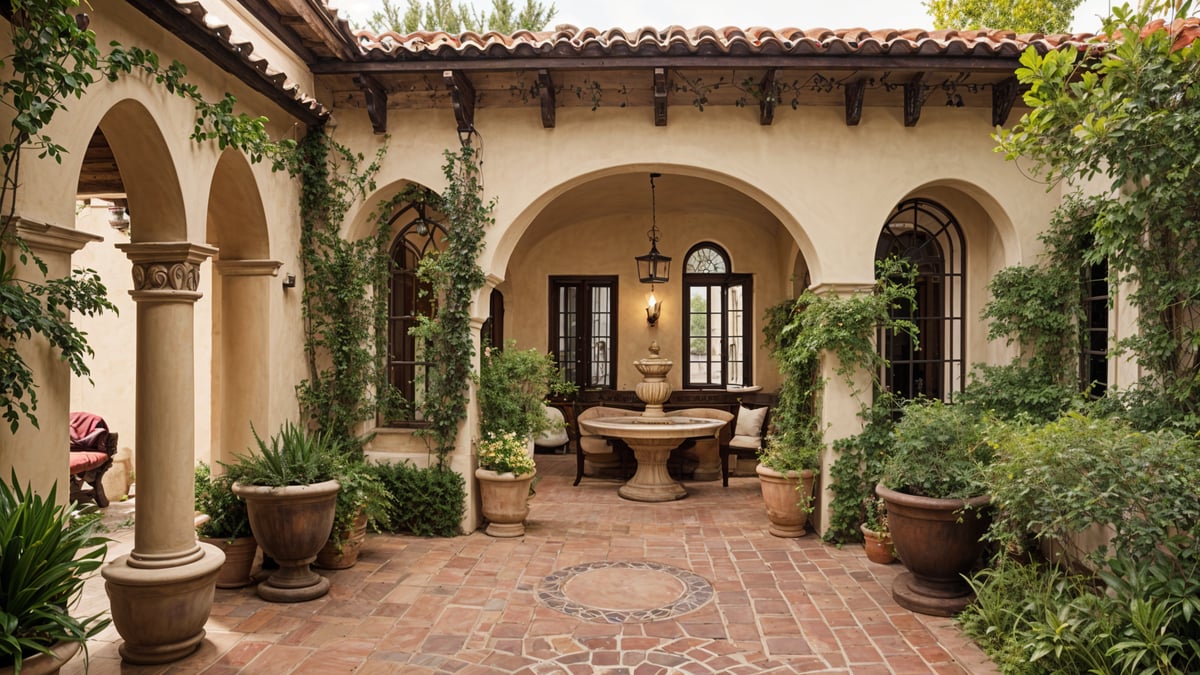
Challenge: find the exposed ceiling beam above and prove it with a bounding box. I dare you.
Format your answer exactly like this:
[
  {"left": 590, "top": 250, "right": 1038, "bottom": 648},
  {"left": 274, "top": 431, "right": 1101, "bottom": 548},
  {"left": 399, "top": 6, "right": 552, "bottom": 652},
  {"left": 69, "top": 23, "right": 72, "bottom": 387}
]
[
  {"left": 538, "top": 69, "right": 556, "bottom": 129},
  {"left": 758, "top": 69, "right": 777, "bottom": 126},
  {"left": 124, "top": 0, "right": 326, "bottom": 127},
  {"left": 903, "top": 72, "right": 928, "bottom": 127},
  {"left": 992, "top": 76, "right": 1020, "bottom": 127},
  {"left": 844, "top": 78, "right": 866, "bottom": 126},
  {"left": 277, "top": 0, "right": 355, "bottom": 60},
  {"left": 354, "top": 74, "right": 388, "bottom": 134},
  {"left": 237, "top": 0, "right": 317, "bottom": 63},
  {"left": 443, "top": 69, "right": 476, "bottom": 133},
  {"left": 312, "top": 55, "right": 1025, "bottom": 75},
  {"left": 653, "top": 67, "right": 668, "bottom": 126}
]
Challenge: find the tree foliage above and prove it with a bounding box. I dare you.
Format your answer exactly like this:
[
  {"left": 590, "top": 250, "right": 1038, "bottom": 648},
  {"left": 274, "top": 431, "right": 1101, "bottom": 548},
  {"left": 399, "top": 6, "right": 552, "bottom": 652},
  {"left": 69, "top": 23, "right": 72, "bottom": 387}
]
[
  {"left": 366, "top": 0, "right": 556, "bottom": 34},
  {"left": 997, "top": 0, "right": 1200, "bottom": 429},
  {"left": 925, "top": 0, "right": 1083, "bottom": 33}
]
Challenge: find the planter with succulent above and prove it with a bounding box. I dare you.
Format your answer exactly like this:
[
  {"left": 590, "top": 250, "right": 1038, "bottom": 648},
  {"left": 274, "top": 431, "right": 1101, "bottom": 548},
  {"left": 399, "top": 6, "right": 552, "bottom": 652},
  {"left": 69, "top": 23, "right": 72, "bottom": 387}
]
[
  {"left": 315, "top": 461, "right": 393, "bottom": 570},
  {"left": 755, "top": 436, "right": 820, "bottom": 538},
  {"left": 227, "top": 422, "right": 342, "bottom": 602},
  {"left": 475, "top": 432, "right": 537, "bottom": 537},
  {"left": 877, "top": 400, "right": 993, "bottom": 616},
  {"left": 1, "top": 475, "right": 109, "bottom": 675},
  {"left": 194, "top": 463, "right": 257, "bottom": 588},
  {"left": 860, "top": 496, "right": 895, "bottom": 565}
]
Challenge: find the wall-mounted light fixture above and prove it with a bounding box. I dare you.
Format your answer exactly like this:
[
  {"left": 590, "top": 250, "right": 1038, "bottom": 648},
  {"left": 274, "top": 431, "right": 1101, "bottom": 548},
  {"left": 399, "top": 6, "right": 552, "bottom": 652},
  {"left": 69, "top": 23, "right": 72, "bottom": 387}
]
[
  {"left": 282, "top": 273, "right": 296, "bottom": 289},
  {"left": 646, "top": 287, "right": 661, "bottom": 326}
]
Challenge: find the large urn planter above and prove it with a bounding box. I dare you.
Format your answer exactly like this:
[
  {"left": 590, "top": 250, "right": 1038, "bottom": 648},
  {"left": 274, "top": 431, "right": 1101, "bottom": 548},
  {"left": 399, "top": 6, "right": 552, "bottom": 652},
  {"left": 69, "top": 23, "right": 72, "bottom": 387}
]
[
  {"left": 756, "top": 464, "right": 816, "bottom": 538},
  {"left": 200, "top": 536, "right": 258, "bottom": 588},
  {"left": 316, "top": 510, "right": 368, "bottom": 570},
  {"left": 232, "top": 479, "right": 339, "bottom": 602},
  {"left": 876, "top": 484, "right": 991, "bottom": 616},
  {"left": 476, "top": 468, "right": 535, "bottom": 537}
]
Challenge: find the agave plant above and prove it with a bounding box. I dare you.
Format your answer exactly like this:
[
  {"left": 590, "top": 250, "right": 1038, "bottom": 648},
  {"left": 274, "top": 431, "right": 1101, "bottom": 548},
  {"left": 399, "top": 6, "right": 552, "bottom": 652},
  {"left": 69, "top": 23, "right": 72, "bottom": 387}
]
[
  {"left": 224, "top": 421, "right": 345, "bottom": 487},
  {"left": 0, "top": 473, "right": 110, "bottom": 671}
]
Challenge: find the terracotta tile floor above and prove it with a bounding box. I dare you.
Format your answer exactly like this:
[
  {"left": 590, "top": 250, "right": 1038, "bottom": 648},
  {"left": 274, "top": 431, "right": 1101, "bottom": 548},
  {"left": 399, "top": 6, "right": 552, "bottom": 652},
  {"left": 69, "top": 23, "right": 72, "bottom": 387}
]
[{"left": 67, "top": 455, "right": 999, "bottom": 674}]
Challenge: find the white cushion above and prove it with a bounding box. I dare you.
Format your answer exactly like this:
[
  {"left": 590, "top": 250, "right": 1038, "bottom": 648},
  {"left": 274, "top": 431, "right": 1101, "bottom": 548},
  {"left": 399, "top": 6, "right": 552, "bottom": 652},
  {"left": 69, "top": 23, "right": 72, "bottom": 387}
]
[
  {"left": 729, "top": 434, "right": 763, "bottom": 450},
  {"left": 734, "top": 405, "right": 767, "bottom": 438},
  {"left": 534, "top": 405, "right": 569, "bottom": 447}
]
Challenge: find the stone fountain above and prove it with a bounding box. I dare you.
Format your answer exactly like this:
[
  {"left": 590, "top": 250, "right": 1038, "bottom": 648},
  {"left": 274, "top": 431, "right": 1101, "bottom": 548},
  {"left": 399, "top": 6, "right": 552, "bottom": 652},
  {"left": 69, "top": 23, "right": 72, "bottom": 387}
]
[{"left": 579, "top": 342, "right": 725, "bottom": 501}]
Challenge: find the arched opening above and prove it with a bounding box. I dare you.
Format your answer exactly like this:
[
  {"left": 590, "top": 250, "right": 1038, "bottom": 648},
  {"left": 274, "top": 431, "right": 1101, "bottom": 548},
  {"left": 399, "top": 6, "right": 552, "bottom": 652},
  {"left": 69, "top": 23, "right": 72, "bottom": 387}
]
[{"left": 875, "top": 198, "right": 966, "bottom": 401}]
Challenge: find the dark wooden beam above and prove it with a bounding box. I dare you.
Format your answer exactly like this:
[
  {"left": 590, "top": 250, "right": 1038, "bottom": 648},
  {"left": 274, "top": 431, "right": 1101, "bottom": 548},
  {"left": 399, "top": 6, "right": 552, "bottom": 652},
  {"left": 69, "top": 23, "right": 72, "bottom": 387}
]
[
  {"left": 123, "top": 0, "right": 326, "bottom": 127},
  {"left": 354, "top": 74, "right": 388, "bottom": 134},
  {"left": 311, "top": 55, "right": 1026, "bottom": 75},
  {"left": 653, "top": 67, "right": 668, "bottom": 126},
  {"left": 443, "top": 69, "right": 476, "bottom": 133},
  {"left": 992, "top": 76, "right": 1020, "bottom": 127},
  {"left": 758, "top": 68, "right": 777, "bottom": 126},
  {"left": 238, "top": 0, "right": 317, "bottom": 63},
  {"left": 538, "top": 69, "right": 556, "bottom": 128},
  {"left": 903, "top": 72, "right": 928, "bottom": 127},
  {"left": 844, "top": 78, "right": 866, "bottom": 126}
]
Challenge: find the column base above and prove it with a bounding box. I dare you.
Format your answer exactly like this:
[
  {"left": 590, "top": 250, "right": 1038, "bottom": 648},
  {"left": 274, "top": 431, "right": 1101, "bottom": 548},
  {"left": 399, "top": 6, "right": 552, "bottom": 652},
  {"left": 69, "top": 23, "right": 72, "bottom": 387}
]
[{"left": 102, "top": 542, "right": 225, "bottom": 664}]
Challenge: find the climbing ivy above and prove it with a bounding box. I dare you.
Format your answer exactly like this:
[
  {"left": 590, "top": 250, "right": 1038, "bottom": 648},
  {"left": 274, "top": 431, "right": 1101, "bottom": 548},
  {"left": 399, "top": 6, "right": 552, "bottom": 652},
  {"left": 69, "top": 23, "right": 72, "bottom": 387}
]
[{"left": 411, "top": 142, "right": 491, "bottom": 467}]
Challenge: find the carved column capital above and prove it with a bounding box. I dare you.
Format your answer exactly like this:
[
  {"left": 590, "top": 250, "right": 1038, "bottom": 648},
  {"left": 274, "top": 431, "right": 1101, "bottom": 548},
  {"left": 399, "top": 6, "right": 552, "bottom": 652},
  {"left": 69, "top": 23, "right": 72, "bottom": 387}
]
[{"left": 117, "top": 242, "right": 218, "bottom": 301}]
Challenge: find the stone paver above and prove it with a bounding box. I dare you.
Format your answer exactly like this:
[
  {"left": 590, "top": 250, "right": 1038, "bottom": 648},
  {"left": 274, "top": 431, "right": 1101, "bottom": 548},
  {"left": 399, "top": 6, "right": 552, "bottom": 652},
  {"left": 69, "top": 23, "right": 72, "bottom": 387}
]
[{"left": 66, "top": 455, "right": 998, "bottom": 674}]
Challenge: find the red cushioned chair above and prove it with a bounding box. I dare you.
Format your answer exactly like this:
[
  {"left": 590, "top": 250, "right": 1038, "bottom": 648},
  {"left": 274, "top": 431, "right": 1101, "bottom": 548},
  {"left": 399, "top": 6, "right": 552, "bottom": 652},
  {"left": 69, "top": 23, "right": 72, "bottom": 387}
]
[{"left": 69, "top": 412, "right": 117, "bottom": 507}]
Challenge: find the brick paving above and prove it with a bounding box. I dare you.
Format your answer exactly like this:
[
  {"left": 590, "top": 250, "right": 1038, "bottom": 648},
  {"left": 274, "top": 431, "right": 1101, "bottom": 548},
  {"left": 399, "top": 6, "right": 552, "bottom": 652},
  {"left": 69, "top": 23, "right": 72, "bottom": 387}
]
[{"left": 66, "top": 455, "right": 998, "bottom": 674}]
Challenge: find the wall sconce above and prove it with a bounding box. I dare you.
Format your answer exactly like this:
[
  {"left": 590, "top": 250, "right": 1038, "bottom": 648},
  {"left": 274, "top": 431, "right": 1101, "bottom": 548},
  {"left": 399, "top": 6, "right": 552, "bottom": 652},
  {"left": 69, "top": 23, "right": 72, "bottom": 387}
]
[
  {"left": 282, "top": 273, "right": 296, "bottom": 289},
  {"left": 646, "top": 287, "right": 661, "bottom": 326}
]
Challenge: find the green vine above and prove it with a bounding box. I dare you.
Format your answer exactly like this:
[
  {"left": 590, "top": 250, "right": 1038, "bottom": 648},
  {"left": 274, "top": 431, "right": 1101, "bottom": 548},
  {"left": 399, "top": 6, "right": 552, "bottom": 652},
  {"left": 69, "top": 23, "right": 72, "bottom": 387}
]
[
  {"left": 0, "top": 0, "right": 291, "bottom": 432},
  {"left": 410, "top": 142, "right": 491, "bottom": 467},
  {"left": 286, "top": 130, "right": 401, "bottom": 449}
]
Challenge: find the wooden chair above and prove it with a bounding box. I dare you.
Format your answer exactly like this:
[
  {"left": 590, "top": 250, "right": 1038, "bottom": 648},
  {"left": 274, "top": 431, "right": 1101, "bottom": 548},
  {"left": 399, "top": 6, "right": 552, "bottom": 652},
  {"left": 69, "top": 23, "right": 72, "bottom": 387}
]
[
  {"left": 666, "top": 408, "right": 734, "bottom": 483},
  {"left": 570, "top": 405, "right": 640, "bottom": 486},
  {"left": 68, "top": 412, "right": 117, "bottom": 507},
  {"left": 720, "top": 403, "right": 771, "bottom": 487}
]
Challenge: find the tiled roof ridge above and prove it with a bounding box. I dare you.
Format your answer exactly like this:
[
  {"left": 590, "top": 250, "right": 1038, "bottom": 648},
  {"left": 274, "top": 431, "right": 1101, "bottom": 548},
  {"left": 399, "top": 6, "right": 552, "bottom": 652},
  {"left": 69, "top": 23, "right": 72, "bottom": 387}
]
[
  {"left": 167, "top": 0, "right": 327, "bottom": 120},
  {"left": 352, "top": 22, "right": 1108, "bottom": 59}
]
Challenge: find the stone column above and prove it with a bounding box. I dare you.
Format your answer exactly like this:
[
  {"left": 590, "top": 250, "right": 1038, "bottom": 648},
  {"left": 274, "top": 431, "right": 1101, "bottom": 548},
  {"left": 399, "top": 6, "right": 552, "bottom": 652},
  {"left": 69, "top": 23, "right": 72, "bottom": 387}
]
[
  {"left": 102, "top": 241, "right": 224, "bottom": 665},
  {"left": 212, "top": 259, "right": 281, "bottom": 468},
  {"left": 0, "top": 220, "right": 101, "bottom": 501}
]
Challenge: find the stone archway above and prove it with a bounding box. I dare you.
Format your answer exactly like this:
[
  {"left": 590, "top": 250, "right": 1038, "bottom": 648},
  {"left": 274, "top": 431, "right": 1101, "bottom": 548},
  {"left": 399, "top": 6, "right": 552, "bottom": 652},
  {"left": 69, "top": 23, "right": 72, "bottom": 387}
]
[{"left": 206, "top": 148, "right": 276, "bottom": 467}]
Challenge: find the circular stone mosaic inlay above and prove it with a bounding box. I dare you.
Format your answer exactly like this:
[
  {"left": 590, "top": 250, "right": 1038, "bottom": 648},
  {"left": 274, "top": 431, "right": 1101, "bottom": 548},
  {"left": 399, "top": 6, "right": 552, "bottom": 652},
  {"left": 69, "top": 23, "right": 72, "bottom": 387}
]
[{"left": 537, "top": 560, "right": 714, "bottom": 624}]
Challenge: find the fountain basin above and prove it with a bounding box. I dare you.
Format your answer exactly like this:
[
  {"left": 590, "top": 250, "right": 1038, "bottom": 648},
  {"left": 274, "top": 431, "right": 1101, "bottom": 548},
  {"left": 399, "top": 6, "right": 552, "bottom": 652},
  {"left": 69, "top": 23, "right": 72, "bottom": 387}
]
[{"left": 581, "top": 416, "right": 725, "bottom": 502}]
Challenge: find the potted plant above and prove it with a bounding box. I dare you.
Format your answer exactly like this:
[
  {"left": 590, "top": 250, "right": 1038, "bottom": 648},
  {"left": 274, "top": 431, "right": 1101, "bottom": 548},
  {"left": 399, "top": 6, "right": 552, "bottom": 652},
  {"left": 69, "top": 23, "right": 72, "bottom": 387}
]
[
  {"left": 755, "top": 435, "right": 819, "bottom": 538},
  {"left": 478, "top": 341, "right": 576, "bottom": 440},
  {"left": 193, "top": 462, "right": 257, "bottom": 588},
  {"left": 876, "top": 400, "right": 993, "bottom": 616},
  {"left": 1, "top": 474, "right": 109, "bottom": 675},
  {"left": 475, "top": 431, "right": 537, "bottom": 537},
  {"left": 316, "top": 461, "right": 393, "bottom": 570},
  {"left": 860, "top": 496, "right": 896, "bottom": 565},
  {"left": 227, "top": 422, "right": 342, "bottom": 602}
]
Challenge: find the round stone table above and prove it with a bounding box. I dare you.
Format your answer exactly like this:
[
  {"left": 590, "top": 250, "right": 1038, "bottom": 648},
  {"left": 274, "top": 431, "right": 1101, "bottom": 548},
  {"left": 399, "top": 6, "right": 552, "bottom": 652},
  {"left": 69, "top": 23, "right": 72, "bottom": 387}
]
[{"left": 579, "top": 416, "right": 726, "bottom": 502}]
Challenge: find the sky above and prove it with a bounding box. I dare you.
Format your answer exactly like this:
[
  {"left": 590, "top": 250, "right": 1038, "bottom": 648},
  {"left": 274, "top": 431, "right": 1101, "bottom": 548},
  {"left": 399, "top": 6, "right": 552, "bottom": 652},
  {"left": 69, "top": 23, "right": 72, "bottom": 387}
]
[{"left": 330, "top": 0, "right": 1120, "bottom": 34}]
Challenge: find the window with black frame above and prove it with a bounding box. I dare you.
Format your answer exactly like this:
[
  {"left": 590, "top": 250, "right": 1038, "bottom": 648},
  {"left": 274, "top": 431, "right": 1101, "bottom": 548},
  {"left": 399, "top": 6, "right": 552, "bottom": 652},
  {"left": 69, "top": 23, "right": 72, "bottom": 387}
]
[
  {"left": 1080, "top": 252, "right": 1109, "bottom": 397},
  {"left": 683, "top": 243, "right": 752, "bottom": 388},
  {"left": 385, "top": 202, "right": 447, "bottom": 426},
  {"left": 875, "top": 199, "right": 966, "bottom": 402},
  {"left": 549, "top": 276, "right": 617, "bottom": 389}
]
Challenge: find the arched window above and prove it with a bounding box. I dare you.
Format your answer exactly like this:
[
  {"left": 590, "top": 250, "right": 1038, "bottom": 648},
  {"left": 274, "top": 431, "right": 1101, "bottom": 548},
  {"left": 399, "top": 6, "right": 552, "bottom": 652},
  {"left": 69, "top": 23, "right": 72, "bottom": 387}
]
[
  {"left": 683, "top": 243, "right": 752, "bottom": 388},
  {"left": 386, "top": 201, "right": 447, "bottom": 426},
  {"left": 876, "top": 199, "right": 965, "bottom": 401}
]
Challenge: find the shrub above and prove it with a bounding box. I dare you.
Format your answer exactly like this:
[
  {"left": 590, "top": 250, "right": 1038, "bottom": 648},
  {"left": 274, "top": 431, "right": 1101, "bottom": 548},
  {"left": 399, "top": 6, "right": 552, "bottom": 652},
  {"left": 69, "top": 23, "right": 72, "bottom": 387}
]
[
  {"left": 194, "top": 462, "right": 251, "bottom": 541},
  {"left": 880, "top": 400, "right": 992, "bottom": 499},
  {"left": 824, "top": 392, "right": 899, "bottom": 544},
  {"left": 372, "top": 461, "right": 464, "bottom": 537},
  {"left": 329, "top": 461, "right": 394, "bottom": 551}
]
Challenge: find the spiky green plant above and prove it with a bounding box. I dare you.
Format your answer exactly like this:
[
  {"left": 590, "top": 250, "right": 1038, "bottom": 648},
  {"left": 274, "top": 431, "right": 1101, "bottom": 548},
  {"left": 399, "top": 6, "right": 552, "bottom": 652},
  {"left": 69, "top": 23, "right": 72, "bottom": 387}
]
[{"left": 224, "top": 421, "right": 344, "bottom": 487}]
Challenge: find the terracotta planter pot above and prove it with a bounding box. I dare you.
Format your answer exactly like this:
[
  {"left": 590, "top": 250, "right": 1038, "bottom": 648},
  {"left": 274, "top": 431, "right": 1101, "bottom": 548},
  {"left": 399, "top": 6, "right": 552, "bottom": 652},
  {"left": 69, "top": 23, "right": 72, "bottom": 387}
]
[
  {"left": 876, "top": 483, "right": 991, "bottom": 616},
  {"left": 200, "top": 536, "right": 258, "bottom": 588},
  {"left": 756, "top": 465, "right": 816, "bottom": 538},
  {"left": 232, "top": 480, "right": 339, "bottom": 602},
  {"left": 316, "top": 510, "right": 368, "bottom": 570},
  {"left": 476, "top": 468, "right": 535, "bottom": 537},
  {"left": 860, "top": 523, "right": 896, "bottom": 565},
  {"left": 0, "top": 640, "right": 80, "bottom": 675}
]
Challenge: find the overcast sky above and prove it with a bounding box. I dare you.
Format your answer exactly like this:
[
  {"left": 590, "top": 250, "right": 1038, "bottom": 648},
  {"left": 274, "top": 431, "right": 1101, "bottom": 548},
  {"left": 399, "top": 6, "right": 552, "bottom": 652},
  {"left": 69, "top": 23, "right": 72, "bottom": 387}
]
[{"left": 330, "top": 0, "right": 1120, "bottom": 34}]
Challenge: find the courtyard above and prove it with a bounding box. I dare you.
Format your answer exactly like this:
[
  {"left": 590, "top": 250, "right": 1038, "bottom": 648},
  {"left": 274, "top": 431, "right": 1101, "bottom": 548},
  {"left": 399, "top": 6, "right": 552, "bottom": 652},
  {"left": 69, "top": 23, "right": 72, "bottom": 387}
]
[{"left": 68, "top": 454, "right": 993, "bottom": 674}]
